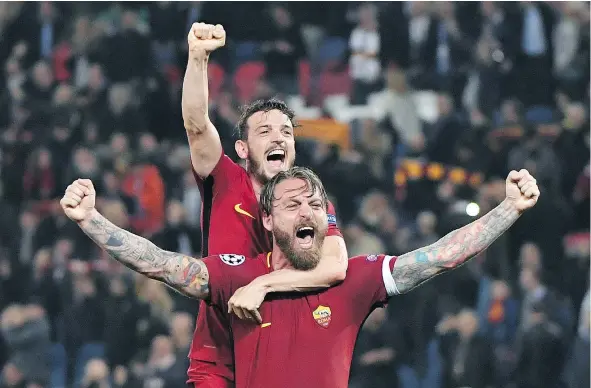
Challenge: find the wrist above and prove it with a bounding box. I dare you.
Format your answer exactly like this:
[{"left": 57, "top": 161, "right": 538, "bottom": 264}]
[
  {"left": 189, "top": 49, "right": 209, "bottom": 62},
  {"left": 78, "top": 209, "right": 99, "bottom": 229},
  {"left": 252, "top": 275, "right": 276, "bottom": 294},
  {"left": 500, "top": 198, "right": 523, "bottom": 216}
]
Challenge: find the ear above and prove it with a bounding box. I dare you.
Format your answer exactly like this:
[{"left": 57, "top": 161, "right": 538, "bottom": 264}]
[
  {"left": 235, "top": 140, "right": 248, "bottom": 160},
  {"left": 262, "top": 212, "right": 273, "bottom": 232}
]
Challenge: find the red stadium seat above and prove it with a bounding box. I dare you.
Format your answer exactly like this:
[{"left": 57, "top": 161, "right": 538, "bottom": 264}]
[
  {"left": 53, "top": 42, "right": 72, "bottom": 82},
  {"left": 319, "top": 65, "right": 351, "bottom": 101},
  {"left": 234, "top": 61, "right": 266, "bottom": 103},
  {"left": 208, "top": 62, "right": 225, "bottom": 102},
  {"left": 298, "top": 60, "right": 311, "bottom": 99}
]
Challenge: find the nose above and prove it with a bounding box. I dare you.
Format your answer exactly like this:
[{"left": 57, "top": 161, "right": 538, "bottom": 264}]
[{"left": 298, "top": 203, "right": 313, "bottom": 220}]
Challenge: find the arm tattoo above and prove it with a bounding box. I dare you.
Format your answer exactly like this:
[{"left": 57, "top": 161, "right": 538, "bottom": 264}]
[
  {"left": 78, "top": 210, "right": 209, "bottom": 299},
  {"left": 392, "top": 199, "right": 520, "bottom": 293}
]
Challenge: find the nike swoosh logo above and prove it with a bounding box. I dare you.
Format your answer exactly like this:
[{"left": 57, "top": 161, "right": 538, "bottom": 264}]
[
  {"left": 261, "top": 323, "right": 271, "bottom": 328},
  {"left": 234, "top": 203, "right": 255, "bottom": 219}
]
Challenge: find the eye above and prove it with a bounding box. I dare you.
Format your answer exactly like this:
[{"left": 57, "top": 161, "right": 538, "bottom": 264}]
[
  {"left": 282, "top": 128, "right": 293, "bottom": 136},
  {"left": 287, "top": 203, "right": 298, "bottom": 210},
  {"left": 311, "top": 203, "right": 322, "bottom": 210},
  {"left": 259, "top": 129, "right": 269, "bottom": 135}
]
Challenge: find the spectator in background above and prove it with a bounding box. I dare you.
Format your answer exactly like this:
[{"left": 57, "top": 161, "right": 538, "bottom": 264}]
[
  {"left": 512, "top": 1, "right": 556, "bottom": 106},
  {"left": 104, "top": 276, "right": 140, "bottom": 370},
  {"left": 23, "top": 147, "right": 60, "bottom": 201},
  {"left": 170, "top": 312, "right": 193, "bottom": 365},
  {"left": 426, "top": 93, "right": 464, "bottom": 164},
  {"left": 515, "top": 301, "right": 567, "bottom": 388},
  {"left": 121, "top": 154, "right": 165, "bottom": 236},
  {"left": 0, "top": 304, "right": 51, "bottom": 387},
  {"left": 351, "top": 308, "right": 402, "bottom": 388},
  {"left": 562, "top": 287, "right": 589, "bottom": 388},
  {"left": 153, "top": 200, "right": 200, "bottom": 257},
  {"left": 262, "top": 4, "right": 304, "bottom": 97},
  {"left": 438, "top": 309, "right": 495, "bottom": 388},
  {"left": 141, "top": 336, "right": 186, "bottom": 388},
  {"left": 383, "top": 67, "right": 425, "bottom": 157},
  {"left": 349, "top": 3, "right": 381, "bottom": 104},
  {"left": 80, "top": 358, "right": 110, "bottom": 388}
]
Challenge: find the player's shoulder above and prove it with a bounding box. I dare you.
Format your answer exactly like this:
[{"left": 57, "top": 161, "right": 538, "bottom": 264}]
[
  {"left": 346, "top": 254, "right": 398, "bottom": 271},
  {"left": 214, "top": 252, "right": 268, "bottom": 271},
  {"left": 216, "top": 154, "right": 247, "bottom": 176}
]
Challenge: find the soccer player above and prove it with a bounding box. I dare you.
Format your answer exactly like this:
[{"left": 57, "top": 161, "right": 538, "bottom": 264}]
[
  {"left": 181, "top": 23, "right": 348, "bottom": 386},
  {"left": 60, "top": 166, "right": 540, "bottom": 388}
]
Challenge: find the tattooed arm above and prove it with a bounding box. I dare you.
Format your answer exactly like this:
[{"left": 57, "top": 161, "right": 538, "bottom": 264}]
[
  {"left": 391, "top": 199, "right": 521, "bottom": 294},
  {"left": 79, "top": 209, "right": 210, "bottom": 299}
]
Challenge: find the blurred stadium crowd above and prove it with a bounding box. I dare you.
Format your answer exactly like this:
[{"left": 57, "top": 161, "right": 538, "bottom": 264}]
[{"left": 0, "top": 2, "right": 589, "bottom": 388}]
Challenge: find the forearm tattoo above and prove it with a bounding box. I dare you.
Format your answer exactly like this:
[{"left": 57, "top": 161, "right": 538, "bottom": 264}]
[
  {"left": 79, "top": 211, "right": 209, "bottom": 299},
  {"left": 392, "top": 200, "right": 520, "bottom": 293}
]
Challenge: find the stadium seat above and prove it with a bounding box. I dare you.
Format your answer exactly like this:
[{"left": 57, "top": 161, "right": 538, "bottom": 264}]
[
  {"left": 50, "top": 343, "right": 67, "bottom": 388},
  {"left": 319, "top": 67, "right": 351, "bottom": 100},
  {"left": 234, "top": 61, "right": 266, "bottom": 103},
  {"left": 208, "top": 62, "right": 225, "bottom": 102},
  {"left": 73, "top": 342, "right": 106, "bottom": 385},
  {"left": 318, "top": 37, "right": 348, "bottom": 66},
  {"left": 298, "top": 60, "right": 311, "bottom": 99}
]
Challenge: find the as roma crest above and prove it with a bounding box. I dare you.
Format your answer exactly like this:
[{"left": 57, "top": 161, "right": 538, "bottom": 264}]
[{"left": 312, "top": 305, "right": 332, "bottom": 328}]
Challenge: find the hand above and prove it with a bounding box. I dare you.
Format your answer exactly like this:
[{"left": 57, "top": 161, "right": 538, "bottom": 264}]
[
  {"left": 227, "top": 281, "right": 268, "bottom": 324},
  {"left": 505, "top": 169, "right": 540, "bottom": 212},
  {"left": 188, "top": 22, "right": 225, "bottom": 58},
  {"left": 60, "top": 179, "right": 96, "bottom": 222}
]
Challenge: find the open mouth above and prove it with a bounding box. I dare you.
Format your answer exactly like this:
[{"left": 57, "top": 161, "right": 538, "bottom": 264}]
[
  {"left": 266, "top": 149, "right": 285, "bottom": 169},
  {"left": 296, "top": 226, "right": 315, "bottom": 248}
]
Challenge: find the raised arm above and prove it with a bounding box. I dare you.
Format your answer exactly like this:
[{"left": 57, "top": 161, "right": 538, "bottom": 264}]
[
  {"left": 391, "top": 169, "right": 540, "bottom": 294},
  {"left": 183, "top": 23, "right": 225, "bottom": 179},
  {"left": 60, "top": 179, "right": 210, "bottom": 300}
]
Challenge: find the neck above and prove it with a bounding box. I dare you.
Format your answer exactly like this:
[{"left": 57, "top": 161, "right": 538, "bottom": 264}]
[
  {"left": 270, "top": 244, "right": 294, "bottom": 271},
  {"left": 250, "top": 175, "right": 264, "bottom": 202}
]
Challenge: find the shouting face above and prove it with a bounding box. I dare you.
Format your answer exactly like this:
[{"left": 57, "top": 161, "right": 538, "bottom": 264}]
[
  {"left": 263, "top": 176, "right": 328, "bottom": 270},
  {"left": 235, "top": 109, "right": 296, "bottom": 184}
]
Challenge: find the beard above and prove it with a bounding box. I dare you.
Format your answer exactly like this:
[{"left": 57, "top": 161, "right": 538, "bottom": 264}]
[
  {"left": 273, "top": 225, "right": 324, "bottom": 271},
  {"left": 247, "top": 150, "right": 270, "bottom": 185}
]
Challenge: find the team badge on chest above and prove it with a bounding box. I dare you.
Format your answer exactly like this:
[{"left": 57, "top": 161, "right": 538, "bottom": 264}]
[{"left": 312, "top": 305, "right": 332, "bottom": 328}]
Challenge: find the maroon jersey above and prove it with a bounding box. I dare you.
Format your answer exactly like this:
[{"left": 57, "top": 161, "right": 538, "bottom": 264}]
[
  {"left": 203, "top": 253, "right": 398, "bottom": 388},
  {"left": 188, "top": 153, "right": 343, "bottom": 382}
]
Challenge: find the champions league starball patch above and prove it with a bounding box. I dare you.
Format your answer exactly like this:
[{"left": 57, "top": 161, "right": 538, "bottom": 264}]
[{"left": 219, "top": 254, "right": 246, "bottom": 266}]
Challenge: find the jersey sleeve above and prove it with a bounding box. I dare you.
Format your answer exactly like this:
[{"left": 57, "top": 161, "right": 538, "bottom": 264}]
[
  {"left": 325, "top": 201, "right": 342, "bottom": 238},
  {"left": 201, "top": 254, "right": 265, "bottom": 309},
  {"left": 191, "top": 150, "right": 246, "bottom": 196},
  {"left": 346, "top": 255, "right": 398, "bottom": 310}
]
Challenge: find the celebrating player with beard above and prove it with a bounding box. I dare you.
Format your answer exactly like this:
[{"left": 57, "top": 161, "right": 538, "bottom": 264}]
[{"left": 60, "top": 165, "right": 539, "bottom": 388}]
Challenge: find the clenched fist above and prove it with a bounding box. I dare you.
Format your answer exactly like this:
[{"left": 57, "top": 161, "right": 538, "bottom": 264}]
[
  {"left": 60, "top": 179, "right": 96, "bottom": 222},
  {"left": 505, "top": 169, "right": 540, "bottom": 212},
  {"left": 188, "top": 22, "right": 225, "bottom": 58}
]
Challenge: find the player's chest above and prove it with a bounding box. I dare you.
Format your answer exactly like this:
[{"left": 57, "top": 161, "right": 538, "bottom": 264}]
[
  {"left": 208, "top": 192, "right": 272, "bottom": 253},
  {"left": 233, "top": 294, "right": 356, "bottom": 342}
]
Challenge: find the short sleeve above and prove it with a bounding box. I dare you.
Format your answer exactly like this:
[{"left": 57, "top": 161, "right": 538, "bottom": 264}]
[
  {"left": 325, "top": 201, "right": 342, "bottom": 238},
  {"left": 201, "top": 254, "right": 267, "bottom": 309},
  {"left": 191, "top": 151, "right": 246, "bottom": 196},
  {"left": 346, "top": 255, "right": 398, "bottom": 310},
  {"left": 201, "top": 254, "right": 246, "bottom": 308}
]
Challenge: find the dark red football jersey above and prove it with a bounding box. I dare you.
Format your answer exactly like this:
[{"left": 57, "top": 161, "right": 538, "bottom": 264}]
[
  {"left": 188, "top": 153, "right": 343, "bottom": 382},
  {"left": 203, "top": 253, "right": 398, "bottom": 388}
]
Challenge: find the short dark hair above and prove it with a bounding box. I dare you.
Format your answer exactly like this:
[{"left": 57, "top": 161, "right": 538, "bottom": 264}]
[
  {"left": 260, "top": 167, "right": 327, "bottom": 215},
  {"left": 236, "top": 98, "right": 298, "bottom": 140}
]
